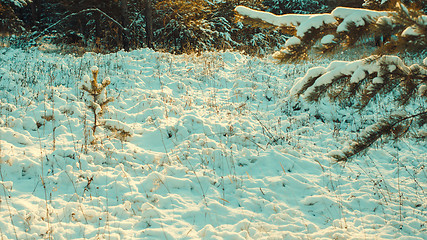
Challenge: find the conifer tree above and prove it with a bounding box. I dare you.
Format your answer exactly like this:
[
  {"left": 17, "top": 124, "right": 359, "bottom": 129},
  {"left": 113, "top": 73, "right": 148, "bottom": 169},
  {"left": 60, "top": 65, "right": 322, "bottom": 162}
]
[
  {"left": 80, "top": 66, "right": 114, "bottom": 142},
  {"left": 153, "top": 0, "right": 283, "bottom": 54},
  {"left": 363, "top": 0, "right": 426, "bottom": 11},
  {"left": 154, "top": 0, "right": 211, "bottom": 53}
]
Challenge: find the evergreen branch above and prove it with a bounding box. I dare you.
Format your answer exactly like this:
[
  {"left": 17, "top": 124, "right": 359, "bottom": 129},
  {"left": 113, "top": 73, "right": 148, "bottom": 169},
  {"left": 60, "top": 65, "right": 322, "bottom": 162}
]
[
  {"left": 333, "top": 110, "right": 427, "bottom": 162},
  {"left": 235, "top": 15, "right": 278, "bottom": 30},
  {"left": 292, "top": 55, "right": 426, "bottom": 109},
  {"left": 315, "top": 34, "right": 343, "bottom": 56},
  {"left": 290, "top": 66, "right": 326, "bottom": 97}
]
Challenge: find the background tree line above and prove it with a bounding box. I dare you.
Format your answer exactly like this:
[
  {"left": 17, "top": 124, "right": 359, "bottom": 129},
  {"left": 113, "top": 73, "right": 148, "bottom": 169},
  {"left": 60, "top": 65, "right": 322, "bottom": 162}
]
[{"left": 0, "top": 0, "right": 425, "bottom": 54}]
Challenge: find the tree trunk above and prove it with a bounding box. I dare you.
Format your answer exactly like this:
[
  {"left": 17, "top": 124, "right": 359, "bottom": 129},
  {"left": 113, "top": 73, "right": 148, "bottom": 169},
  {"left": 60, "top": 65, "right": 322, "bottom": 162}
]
[
  {"left": 121, "top": 0, "right": 130, "bottom": 51},
  {"left": 95, "top": 11, "right": 101, "bottom": 42},
  {"left": 145, "top": 0, "right": 153, "bottom": 49},
  {"left": 30, "top": 0, "right": 40, "bottom": 27}
]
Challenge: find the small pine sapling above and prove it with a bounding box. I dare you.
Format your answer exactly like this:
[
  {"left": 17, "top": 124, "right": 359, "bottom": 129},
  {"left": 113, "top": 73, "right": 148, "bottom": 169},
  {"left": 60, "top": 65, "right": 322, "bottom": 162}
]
[{"left": 80, "top": 66, "right": 114, "bottom": 143}]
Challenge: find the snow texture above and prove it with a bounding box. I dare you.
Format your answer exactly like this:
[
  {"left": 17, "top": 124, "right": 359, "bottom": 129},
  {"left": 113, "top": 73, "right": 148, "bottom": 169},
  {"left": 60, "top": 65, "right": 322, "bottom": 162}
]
[
  {"left": 90, "top": 65, "right": 99, "bottom": 72},
  {"left": 418, "top": 84, "right": 426, "bottom": 95},
  {"left": 418, "top": 15, "right": 427, "bottom": 25},
  {"left": 376, "top": 15, "right": 393, "bottom": 26},
  {"left": 0, "top": 48, "right": 425, "bottom": 239}
]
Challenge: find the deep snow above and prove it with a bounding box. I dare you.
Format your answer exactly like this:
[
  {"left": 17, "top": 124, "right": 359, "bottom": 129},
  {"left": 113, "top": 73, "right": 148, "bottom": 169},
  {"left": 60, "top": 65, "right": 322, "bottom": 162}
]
[{"left": 0, "top": 47, "right": 426, "bottom": 239}]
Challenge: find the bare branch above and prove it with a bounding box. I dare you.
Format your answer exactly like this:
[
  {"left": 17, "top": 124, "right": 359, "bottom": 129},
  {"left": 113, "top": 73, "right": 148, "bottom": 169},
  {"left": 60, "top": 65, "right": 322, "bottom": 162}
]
[{"left": 31, "top": 8, "right": 125, "bottom": 43}]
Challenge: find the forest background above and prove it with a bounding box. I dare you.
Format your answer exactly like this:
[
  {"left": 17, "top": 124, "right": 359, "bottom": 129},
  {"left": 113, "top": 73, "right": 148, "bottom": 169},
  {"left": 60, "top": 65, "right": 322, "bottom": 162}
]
[{"left": 1, "top": 0, "right": 424, "bottom": 56}]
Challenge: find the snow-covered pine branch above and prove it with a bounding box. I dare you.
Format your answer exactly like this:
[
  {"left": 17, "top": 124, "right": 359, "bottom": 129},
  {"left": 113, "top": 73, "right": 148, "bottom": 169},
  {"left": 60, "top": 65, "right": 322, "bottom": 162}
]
[
  {"left": 235, "top": 4, "right": 426, "bottom": 62},
  {"left": 383, "top": 3, "right": 427, "bottom": 52},
  {"left": 291, "top": 55, "right": 427, "bottom": 161},
  {"left": 291, "top": 55, "right": 427, "bottom": 107},
  {"left": 331, "top": 110, "right": 427, "bottom": 162},
  {"left": 235, "top": 5, "right": 388, "bottom": 37},
  {"left": 234, "top": 6, "right": 316, "bottom": 28}
]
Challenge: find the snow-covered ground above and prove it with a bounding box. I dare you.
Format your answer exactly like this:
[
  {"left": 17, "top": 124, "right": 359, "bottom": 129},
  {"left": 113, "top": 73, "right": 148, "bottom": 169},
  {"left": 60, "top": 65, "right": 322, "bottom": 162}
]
[{"left": 0, "top": 47, "right": 425, "bottom": 239}]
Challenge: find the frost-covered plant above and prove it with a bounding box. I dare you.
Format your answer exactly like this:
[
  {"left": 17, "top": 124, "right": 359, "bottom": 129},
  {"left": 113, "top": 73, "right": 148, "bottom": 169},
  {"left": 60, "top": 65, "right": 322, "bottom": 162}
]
[
  {"left": 80, "top": 66, "right": 114, "bottom": 141},
  {"left": 291, "top": 55, "right": 427, "bottom": 161}
]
